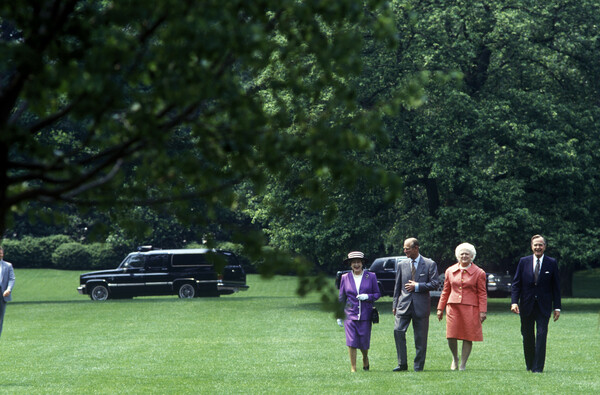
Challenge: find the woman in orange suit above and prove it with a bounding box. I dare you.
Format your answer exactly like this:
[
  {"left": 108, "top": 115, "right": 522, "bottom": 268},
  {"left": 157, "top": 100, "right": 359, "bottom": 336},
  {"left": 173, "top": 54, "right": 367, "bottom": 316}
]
[{"left": 437, "top": 242, "right": 487, "bottom": 371}]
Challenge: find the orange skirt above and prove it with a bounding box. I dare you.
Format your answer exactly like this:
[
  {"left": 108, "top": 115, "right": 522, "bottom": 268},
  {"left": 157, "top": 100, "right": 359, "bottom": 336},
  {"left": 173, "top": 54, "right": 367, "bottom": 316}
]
[{"left": 445, "top": 303, "right": 483, "bottom": 341}]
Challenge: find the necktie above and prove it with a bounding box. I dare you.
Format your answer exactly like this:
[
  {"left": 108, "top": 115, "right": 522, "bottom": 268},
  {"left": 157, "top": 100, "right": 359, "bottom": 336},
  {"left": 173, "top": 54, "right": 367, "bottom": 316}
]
[
  {"left": 534, "top": 259, "right": 540, "bottom": 284},
  {"left": 411, "top": 260, "right": 416, "bottom": 280}
]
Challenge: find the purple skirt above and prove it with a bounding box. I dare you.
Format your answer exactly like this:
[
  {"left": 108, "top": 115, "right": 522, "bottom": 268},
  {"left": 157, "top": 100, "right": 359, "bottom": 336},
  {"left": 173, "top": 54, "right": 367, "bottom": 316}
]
[{"left": 344, "top": 320, "right": 373, "bottom": 350}]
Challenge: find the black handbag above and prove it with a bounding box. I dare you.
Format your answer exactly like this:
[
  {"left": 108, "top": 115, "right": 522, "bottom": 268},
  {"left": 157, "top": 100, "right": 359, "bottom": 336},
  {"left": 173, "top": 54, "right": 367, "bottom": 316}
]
[{"left": 371, "top": 306, "right": 379, "bottom": 324}]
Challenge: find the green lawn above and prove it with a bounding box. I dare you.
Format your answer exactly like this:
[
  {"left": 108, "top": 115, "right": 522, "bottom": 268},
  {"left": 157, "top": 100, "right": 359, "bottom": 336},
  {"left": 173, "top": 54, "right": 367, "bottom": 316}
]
[{"left": 1, "top": 269, "right": 599, "bottom": 394}]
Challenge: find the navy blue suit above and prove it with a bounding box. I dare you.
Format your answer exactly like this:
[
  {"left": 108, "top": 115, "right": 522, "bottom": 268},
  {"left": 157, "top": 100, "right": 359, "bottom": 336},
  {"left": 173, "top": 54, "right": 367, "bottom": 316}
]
[{"left": 511, "top": 255, "right": 561, "bottom": 372}]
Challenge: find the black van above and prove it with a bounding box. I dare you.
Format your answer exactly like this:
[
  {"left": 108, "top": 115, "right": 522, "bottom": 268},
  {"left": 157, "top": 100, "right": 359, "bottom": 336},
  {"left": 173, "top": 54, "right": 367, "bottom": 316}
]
[{"left": 77, "top": 248, "right": 248, "bottom": 300}]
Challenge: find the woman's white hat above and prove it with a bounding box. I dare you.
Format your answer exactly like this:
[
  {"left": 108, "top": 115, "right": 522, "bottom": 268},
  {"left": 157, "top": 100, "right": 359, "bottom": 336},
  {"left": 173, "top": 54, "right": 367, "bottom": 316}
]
[{"left": 343, "top": 251, "right": 367, "bottom": 264}]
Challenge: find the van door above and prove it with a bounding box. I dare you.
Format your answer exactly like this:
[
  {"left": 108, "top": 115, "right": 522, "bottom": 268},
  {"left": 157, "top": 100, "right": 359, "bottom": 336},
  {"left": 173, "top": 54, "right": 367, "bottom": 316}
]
[
  {"left": 117, "top": 253, "right": 147, "bottom": 297},
  {"left": 144, "top": 253, "right": 171, "bottom": 295}
]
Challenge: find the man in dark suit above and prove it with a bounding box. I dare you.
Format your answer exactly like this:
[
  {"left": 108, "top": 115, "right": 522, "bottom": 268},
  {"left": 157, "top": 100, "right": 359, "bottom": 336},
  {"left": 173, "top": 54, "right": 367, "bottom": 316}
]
[
  {"left": 392, "top": 238, "right": 440, "bottom": 372},
  {"left": 511, "top": 234, "right": 561, "bottom": 373}
]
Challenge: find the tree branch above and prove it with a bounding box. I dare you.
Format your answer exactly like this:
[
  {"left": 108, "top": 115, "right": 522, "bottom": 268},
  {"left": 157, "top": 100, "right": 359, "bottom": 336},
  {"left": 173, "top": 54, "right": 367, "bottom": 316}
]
[
  {"left": 55, "top": 177, "right": 244, "bottom": 207},
  {"left": 0, "top": 0, "right": 79, "bottom": 126},
  {"left": 5, "top": 136, "right": 145, "bottom": 204},
  {"left": 27, "top": 101, "right": 78, "bottom": 134},
  {"left": 7, "top": 136, "right": 144, "bottom": 184},
  {"left": 62, "top": 159, "right": 123, "bottom": 198}
]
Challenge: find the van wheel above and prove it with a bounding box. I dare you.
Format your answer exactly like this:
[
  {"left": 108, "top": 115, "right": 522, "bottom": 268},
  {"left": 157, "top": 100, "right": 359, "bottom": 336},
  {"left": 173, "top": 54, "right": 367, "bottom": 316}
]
[
  {"left": 178, "top": 283, "right": 196, "bottom": 299},
  {"left": 90, "top": 284, "right": 109, "bottom": 301}
]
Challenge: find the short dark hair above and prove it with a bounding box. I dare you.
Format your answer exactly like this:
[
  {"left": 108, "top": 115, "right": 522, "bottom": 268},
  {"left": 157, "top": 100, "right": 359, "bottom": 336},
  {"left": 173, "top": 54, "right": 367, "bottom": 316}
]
[{"left": 531, "top": 234, "right": 546, "bottom": 245}]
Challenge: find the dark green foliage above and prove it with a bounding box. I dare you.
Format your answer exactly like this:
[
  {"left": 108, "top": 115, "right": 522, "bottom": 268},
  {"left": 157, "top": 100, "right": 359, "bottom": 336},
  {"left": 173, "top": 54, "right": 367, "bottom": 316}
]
[
  {"left": 0, "top": 239, "right": 26, "bottom": 266},
  {"left": 51, "top": 242, "right": 92, "bottom": 270},
  {"left": 3, "top": 1, "right": 600, "bottom": 301},
  {"left": 248, "top": 1, "right": 600, "bottom": 296},
  {"left": 372, "top": 1, "right": 600, "bottom": 293},
  {"left": 2, "top": 236, "right": 124, "bottom": 270},
  {"left": 0, "top": 1, "right": 401, "bottom": 292},
  {"left": 1, "top": 235, "right": 72, "bottom": 268},
  {"left": 85, "top": 242, "right": 124, "bottom": 270}
]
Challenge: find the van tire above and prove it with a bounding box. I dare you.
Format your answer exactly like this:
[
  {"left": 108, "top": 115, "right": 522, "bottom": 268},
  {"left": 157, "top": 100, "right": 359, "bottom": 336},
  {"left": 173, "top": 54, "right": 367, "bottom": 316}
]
[{"left": 178, "top": 283, "right": 196, "bottom": 299}]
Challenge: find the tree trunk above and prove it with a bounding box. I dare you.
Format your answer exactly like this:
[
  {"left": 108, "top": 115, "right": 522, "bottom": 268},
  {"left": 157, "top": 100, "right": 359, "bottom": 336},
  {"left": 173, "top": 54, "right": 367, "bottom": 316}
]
[
  {"left": 424, "top": 177, "right": 440, "bottom": 217},
  {"left": 559, "top": 263, "right": 573, "bottom": 297},
  {"left": 0, "top": 141, "right": 8, "bottom": 239}
]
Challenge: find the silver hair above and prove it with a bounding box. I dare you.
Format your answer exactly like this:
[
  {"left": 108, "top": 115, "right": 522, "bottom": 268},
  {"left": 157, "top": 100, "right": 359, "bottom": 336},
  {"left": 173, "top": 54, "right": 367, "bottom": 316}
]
[
  {"left": 455, "top": 242, "right": 476, "bottom": 261},
  {"left": 531, "top": 234, "right": 546, "bottom": 245}
]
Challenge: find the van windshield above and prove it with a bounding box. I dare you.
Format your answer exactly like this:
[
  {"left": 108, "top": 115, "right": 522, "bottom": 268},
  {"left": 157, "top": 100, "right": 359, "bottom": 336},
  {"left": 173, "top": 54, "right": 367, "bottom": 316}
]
[{"left": 120, "top": 254, "right": 145, "bottom": 269}]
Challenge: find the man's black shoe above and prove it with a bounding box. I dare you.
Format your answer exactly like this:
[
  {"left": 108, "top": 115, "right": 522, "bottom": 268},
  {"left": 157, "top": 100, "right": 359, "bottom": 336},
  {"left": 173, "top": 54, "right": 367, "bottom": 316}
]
[{"left": 392, "top": 365, "right": 408, "bottom": 372}]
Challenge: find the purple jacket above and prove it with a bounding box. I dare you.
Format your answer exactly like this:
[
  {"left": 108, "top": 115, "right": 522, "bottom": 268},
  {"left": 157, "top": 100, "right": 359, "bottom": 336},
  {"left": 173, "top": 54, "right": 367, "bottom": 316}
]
[{"left": 339, "top": 271, "right": 381, "bottom": 321}]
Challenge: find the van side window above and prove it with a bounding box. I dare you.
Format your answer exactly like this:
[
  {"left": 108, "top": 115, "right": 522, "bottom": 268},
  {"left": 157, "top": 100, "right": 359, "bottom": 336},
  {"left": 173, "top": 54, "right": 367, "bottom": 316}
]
[
  {"left": 172, "top": 254, "right": 208, "bottom": 266},
  {"left": 146, "top": 254, "right": 169, "bottom": 270},
  {"left": 383, "top": 259, "right": 396, "bottom": 270}
]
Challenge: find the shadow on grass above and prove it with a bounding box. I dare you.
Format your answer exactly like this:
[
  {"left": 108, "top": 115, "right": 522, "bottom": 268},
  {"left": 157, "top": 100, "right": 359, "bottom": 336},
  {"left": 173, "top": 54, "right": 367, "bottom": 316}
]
[
  {"left": 11, "top": 295, "right": 284, "bottom": 305},
  {"left": 488, "top": 298, "right": 600, "bottom": 312},
  {"left": 12, "top": 299, "right": 92, "bottom": 305}
]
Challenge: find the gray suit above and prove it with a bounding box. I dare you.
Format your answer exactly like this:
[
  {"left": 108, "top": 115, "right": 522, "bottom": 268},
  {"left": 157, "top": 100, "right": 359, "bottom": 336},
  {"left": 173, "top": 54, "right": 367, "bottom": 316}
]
[
  {"left": 392, "top": 255, "right": 439, "bottom": 371},
  {"left": 0, "top": 260, "right": 16, "bottom": 338}
]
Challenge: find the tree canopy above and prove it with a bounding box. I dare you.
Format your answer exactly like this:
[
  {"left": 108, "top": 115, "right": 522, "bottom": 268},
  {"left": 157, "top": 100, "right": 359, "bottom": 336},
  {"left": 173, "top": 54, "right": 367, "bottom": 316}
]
[
  {"left": 250, "top": 0, "right": 600, "bottom": 294},
  {"left": 1, "top": 0, "right": 404, "bottom": 290},
  {"left": 2, "top": 1, "right": 599, "bottom": 298}
]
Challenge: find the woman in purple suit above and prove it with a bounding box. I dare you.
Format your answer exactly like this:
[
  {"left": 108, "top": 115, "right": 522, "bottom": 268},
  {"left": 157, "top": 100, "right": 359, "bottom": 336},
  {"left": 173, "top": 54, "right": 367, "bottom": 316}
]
[{"left": 338, "top": 251, "right": 381, "bottom": 372}]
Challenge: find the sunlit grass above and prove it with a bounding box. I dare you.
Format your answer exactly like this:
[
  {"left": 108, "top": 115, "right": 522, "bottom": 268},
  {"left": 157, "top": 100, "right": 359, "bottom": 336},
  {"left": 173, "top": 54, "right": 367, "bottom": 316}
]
[{"left": 0, "top": 269, "right": 598, "bottom": 394}]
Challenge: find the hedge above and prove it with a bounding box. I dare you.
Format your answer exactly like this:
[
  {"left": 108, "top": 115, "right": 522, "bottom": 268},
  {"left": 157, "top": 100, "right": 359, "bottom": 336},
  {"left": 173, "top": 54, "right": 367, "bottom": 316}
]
[
  {"left": 51, "top": 242, "right": 92, "bottom": 270},
  {"left": 2, "top": 235, "right": 73, "bottom": 268},
  {"left": 1, "top": 236, "right": 125, "bottom": 270},
  {"left": 1, "top": 236, "right": 251, "bottom": 271}
]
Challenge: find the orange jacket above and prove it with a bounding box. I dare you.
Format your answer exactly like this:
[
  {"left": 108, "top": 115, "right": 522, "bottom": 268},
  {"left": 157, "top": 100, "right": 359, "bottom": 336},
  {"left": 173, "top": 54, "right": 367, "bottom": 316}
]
[{"left": 437, "top": 263, "right": 487, "bottom": 313}]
